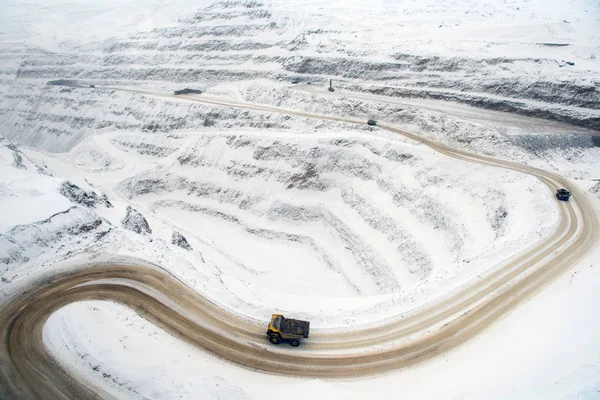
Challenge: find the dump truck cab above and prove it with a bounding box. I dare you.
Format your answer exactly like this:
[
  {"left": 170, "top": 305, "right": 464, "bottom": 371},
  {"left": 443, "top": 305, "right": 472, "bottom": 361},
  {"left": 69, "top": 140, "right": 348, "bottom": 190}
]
[
  {"left": 556, "top": 188, "right": 571, "bottom": 201},
  {"left": 267, "top": 314, "right": 310, "bottom": 347}
]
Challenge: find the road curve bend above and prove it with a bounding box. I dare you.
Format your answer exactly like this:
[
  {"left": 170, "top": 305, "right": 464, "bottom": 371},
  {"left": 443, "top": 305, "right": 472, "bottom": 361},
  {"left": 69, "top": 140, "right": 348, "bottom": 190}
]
[{"left": 1, "top": 88, "right": 599, "bottom": 399}]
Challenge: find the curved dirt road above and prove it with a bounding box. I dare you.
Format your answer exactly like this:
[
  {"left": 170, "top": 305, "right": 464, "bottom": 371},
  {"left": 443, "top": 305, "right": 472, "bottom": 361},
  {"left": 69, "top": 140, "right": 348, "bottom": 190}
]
[{"left": 1, "top": 88, "right": 598, "bottom": 399}]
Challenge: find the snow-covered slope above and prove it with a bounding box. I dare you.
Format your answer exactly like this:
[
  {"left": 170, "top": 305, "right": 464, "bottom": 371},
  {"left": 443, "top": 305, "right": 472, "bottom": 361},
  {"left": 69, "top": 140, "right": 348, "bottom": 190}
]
[
  {"left": 1, "top": 1, "right": 599, "bottom": 399},
  {"left": 1, "top": 0, "right": 599, "bottom": 142},
  {"left": 112, "top": 130, "right": 557, "bottom": 297},
  {"left": 2, "top": 122, "right": 558, "bottom": 303}
]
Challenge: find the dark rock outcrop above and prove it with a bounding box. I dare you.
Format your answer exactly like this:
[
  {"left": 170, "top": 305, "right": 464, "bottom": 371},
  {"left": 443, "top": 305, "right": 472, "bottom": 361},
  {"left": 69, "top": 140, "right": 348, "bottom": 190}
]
[
  {"left": 171, "top": 230, "right": 192, "bottom": 250},
  {"left": 60, "top": 181, "right": 112, "bottom": 208},
  {"left": 121, "top": 205, "right": 152, "bottom": 235}
]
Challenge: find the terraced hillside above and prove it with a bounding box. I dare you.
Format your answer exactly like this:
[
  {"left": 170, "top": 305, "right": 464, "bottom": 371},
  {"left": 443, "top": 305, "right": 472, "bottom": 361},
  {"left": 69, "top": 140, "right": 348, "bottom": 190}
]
[{"left": 1, "top": 0, "right": 599, "bottom": 145}]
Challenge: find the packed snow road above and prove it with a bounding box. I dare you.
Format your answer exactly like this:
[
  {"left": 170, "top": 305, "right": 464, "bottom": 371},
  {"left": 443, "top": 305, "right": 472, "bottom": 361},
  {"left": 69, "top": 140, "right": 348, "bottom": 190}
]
[{"left": 1, "top": 87, "right": 599, "bottom": 400}]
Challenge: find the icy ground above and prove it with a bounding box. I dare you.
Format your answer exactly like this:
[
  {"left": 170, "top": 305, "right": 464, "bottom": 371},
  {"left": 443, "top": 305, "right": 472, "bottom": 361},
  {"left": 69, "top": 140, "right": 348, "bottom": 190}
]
[{"left": 1, "top": 0, "right": 600, "bottom": 399}]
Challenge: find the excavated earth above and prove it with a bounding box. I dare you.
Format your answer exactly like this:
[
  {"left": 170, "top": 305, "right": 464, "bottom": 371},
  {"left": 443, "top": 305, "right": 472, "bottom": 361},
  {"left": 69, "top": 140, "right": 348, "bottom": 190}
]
[{"left": 0, "top": 95, "right": 598, "bottom": 399}]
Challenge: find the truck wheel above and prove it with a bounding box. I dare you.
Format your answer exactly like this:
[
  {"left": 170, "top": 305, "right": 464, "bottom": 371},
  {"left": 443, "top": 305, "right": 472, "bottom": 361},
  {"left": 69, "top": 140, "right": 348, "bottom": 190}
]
[
  {"left": 270, "top": 336, "right": 281, "bottom": 345},
  {"left": 290, "top": 339, "right": 300, "bottom": 347}
]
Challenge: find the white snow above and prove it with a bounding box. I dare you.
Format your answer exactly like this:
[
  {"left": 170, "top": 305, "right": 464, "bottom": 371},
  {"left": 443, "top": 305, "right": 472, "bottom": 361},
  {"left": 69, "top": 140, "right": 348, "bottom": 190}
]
[
  {"left": 0, "top": 169, "right": 71, "bottom": 233},
  {"left": 0, "top": 0, "right": 210, "bottom": 48},
  {"left": 43, "top": 248, "right": 600, "bottom": 400},
  {"left": 13, "top": 127, "right": 560, "bottom": 305},
  {"left": 1, "top": 0, "right": 600, "bottom": 398}
]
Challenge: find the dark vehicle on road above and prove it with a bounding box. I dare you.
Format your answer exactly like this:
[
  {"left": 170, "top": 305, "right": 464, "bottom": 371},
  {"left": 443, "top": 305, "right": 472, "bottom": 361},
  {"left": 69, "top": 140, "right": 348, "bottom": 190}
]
[
  {"left": 291, "top": 78, "right": 301, "bottom": 84},
  {"left": 174, "top": 88, "right": 202, "bottom": 95},
  {"left": 267, "top": 314, "right": 310, "bottom": 347},
  {"left": 367, "top": 119, "right": 377, "bottom": 126},
  {"left": 556, "top": 189, "right": 571, "bottom": 201}
]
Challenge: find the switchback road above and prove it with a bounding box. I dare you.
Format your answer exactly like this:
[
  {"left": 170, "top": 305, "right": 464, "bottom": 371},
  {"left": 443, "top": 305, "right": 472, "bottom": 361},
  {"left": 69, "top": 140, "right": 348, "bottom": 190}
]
[{"left": 1, "top": 86, "right": 598, "bottom": 399}]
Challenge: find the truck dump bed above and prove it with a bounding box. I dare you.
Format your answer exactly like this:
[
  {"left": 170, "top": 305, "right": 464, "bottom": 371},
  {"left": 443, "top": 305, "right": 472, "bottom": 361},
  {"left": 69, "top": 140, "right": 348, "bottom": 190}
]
[{"left": 280, "top": 317, "right": 310, "bottom": 338}]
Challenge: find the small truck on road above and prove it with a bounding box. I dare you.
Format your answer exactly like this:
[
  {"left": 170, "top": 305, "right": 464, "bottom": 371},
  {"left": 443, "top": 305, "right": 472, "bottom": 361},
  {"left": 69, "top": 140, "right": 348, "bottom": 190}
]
[
  {"left": 267, "top": 314, "right": 310, "bottom": 347},
  {"left": 556, "top": 188, "right": 572, "bottom": 201},
  {"left": 174, "top": 88, "right": 202, "bottom": 95}
]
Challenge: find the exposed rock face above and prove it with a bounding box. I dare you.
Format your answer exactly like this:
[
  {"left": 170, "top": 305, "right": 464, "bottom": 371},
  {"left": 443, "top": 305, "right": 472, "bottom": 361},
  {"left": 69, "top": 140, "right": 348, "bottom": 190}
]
[
  {"left": 171, "top": 230, "right": 192, "bottom": 250},
  {"left": 121, "top": 205, "right": 152, "bottom": 235},
  {"left": 60, "top": 181, "right": 112, "bottom": 208},
  {"left": 0, "top": 206, "right": 110, "bottom": 268},
  {"left": 590, "top": 181, "right": 600, "bottom": 197},
  {"left": 0, "top": 136, "right": 51, "bottom": 175}
]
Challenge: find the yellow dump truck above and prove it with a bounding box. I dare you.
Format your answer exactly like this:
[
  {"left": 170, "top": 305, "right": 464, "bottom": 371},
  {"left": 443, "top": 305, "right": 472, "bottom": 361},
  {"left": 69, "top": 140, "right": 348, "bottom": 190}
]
[{"left": 267, "top": 314, "right": 310, "bottom": 347}]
